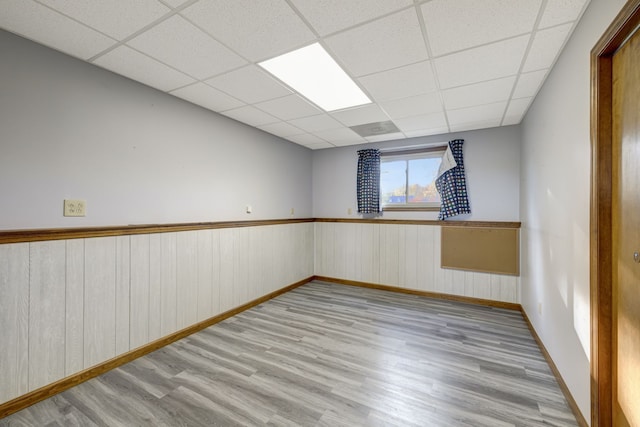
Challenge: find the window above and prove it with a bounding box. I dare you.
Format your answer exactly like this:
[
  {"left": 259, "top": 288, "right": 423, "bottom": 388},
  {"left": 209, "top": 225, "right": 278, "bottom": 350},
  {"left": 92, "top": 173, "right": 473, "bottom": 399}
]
[{"left": 380, "top": 147, "right": 446, "bottom": 211}]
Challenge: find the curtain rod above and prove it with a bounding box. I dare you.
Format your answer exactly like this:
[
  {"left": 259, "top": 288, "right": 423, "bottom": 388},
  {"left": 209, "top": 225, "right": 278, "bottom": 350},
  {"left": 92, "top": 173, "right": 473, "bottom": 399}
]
[{"left": 379, "top": 142, "right": 448, "bottom": 153}]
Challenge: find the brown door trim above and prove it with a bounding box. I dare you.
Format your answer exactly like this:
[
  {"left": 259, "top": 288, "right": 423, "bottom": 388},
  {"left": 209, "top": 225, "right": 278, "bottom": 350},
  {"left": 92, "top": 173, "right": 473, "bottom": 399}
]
[{"left": 590, "top": 1, "right": 640, "bottom": 426}]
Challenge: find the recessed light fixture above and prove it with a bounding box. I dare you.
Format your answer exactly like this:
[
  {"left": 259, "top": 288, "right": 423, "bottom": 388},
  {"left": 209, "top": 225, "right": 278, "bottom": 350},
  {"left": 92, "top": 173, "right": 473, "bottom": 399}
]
[{"left": 258, "top": 43, "right": 371, "bottom": 112}]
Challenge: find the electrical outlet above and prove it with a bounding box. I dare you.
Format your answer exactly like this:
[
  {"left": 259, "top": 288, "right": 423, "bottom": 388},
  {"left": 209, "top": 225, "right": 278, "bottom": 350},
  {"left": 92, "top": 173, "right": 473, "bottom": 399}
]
[
  {"left": 290, "top": 207, "right": 295, "bottom": 216},
  {"left": 246, "top": 205, "right": 252, "bottom": 214},
  {"left": 347, "top": 208, "right": 352, "bottom": 215},
  {"left": 64, "top": 199, "right": 86, "bottom": 217}
]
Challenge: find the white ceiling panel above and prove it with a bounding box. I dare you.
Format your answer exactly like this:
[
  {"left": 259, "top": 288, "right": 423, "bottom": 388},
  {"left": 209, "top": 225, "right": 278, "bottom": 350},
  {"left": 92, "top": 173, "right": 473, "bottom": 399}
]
[
  {"left": 447, "top": 102, "right": 508, "bottom": 127},
  {"left": 255, "top": 94, "right": 322, "bottom": 121},
  {"left": 170, "top": 82, "right": 244, "bottom": 112},
  {"left": 290, "top": 0, "right": 413, "bottom": 36},
  {"left": 330, "top": 104, "right": 390, "bottom": 127},
  {"left": 0, "top": 0, "right": 116, "bottom": 60},
  {"left": 365, "top": 132, "right": 406, "bottom": 143},
  {"left": 302, "top": 141, "right": 335, "bottom": 149},
  {"left": 38, "top": 0, "right": 170, "bottom": 41},
  {"left": 380, "top": 93, "right": 442, "bottom": 120},
  {"left": 258, "top": 121, "right": 305, "bottom": 138},
  {"left": 443, "top": 77, "right": 516, "bottom": 110},
  {"left": 94, "top": 45, "right": 194, "bottom": 91},
  {"left": 394, "top": 112, "right": 448, "bottom": 133},
  {"left": 513, "top": 70, "right": 548, "bottom": 99},
  {"left": 287, "top": 133, "right": 331, "bottom": 146},
  {"left": 325, "top": 9, "right": 428, "bottom": 77},
  {"left": 539, "top": 0, "right": 589, "bottom": 28},
  {"left": 422, "top": 0, "right": 541, "bottom": 56},
  {"left": 205, "top": 65, "right": 291, "bottom": 104},
  {"left": 358, "top": 60, "right": 436, "bottom": 102},
  {"left": 288, "top": 114, "right": 343, "bottom": 133},
  {"left": 522, "top": 24, "right": 573, "bottom": 72},
  {"left": 127, "top": 15, "right": 246, "bottom": 79},
  {"left": 181, "top": 0, "right": 315, "bottom": 61},
  {"left": 221, "top": 105, "right": 279, "bottom": 127},
  {"left": 435, "top": 36, "right": 529, "bottom": 89},
  {"left": 1, "top": 0, "right": 592, "bottom": 149},
  {"left": 503, "top": 97, "right": 533, "bottom": 125},
  {"left": 314, "top": 128, "right": 365, "bottom": 145}
]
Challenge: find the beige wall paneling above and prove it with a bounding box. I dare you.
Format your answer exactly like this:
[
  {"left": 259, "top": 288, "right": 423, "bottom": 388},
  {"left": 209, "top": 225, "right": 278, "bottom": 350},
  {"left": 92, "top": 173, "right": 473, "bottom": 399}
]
[
  {"left": 196, "top": 229, "right": 213, "bottom": 322},
  {"left": 210, "top": 230, "right": 221, "bottom": 317},
  {"left": 130, "top": 234, "right": 150, "bottom": 349},
  {"left": 260, "top": 226, "right": 276, "bottom": 297},
  {"left": 115, "top": 236, "right": 131, "bottom": 355},
  {"left": 159, "top": 232, "right": 177, "bottom": 337},
  {"left": 379, "top": 224, "right": 400, "bottom": 287},
  {"left": 29, "top": 241, "right": 66, "bottom": 390},
  {"left": 0, "top": 243, "right": 29, "bottom": 403},
  {"left": 218, "top": 228, "right": 234, "bottom": 313},
  {"left": 65, "top": 239, "right": 85, "bottom": 376},
  {"left": 416, "top": 224, "right": 436, "bottom": 293},
  {"left": 83, "top": 237, "right": 117, "bottom": 369},
  {"left": 148, "top": 234, "right": 162, "bottom": 341},
  {"left": 359, "top": 223, "right": 380, "bottom": 284},
  {"left": 176, "top": 231, "right": 198, "bottom": 330}
]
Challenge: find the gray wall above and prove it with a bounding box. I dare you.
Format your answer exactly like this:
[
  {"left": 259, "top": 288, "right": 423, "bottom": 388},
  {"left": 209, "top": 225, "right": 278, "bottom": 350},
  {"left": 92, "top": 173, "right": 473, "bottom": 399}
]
[
  {"left": 519, "top": 0, "right": 626, "bottom": 421},
  {"left": 313, "top": 126, "right": 521, "bottom": 221},
  {"left": 0, "top": 30, "right": 312, "bottom": 230}
]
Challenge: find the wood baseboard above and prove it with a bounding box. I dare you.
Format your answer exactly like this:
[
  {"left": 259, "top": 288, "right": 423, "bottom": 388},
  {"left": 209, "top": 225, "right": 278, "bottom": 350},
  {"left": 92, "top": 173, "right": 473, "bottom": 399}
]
[
  {"left": 520, "top": 308, "right": 588, "bottom": 427},
  {"left": 313, "top": 275, "right": 522, "bottom": 311},
  {"left": 0, "top": 276, "right": 314, "bottom": 419}
]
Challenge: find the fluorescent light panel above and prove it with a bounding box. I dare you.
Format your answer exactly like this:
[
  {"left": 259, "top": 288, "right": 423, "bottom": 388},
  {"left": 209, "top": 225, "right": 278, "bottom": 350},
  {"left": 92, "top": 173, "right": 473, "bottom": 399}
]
[{"left": 259, "top": 43, "right": 371, "bottom": 112}]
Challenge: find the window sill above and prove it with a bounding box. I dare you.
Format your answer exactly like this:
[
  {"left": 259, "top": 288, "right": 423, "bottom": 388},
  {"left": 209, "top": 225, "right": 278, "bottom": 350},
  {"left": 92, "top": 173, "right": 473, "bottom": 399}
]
[{"left": 382, "top": 206, "right": 440, "bottom": 212}]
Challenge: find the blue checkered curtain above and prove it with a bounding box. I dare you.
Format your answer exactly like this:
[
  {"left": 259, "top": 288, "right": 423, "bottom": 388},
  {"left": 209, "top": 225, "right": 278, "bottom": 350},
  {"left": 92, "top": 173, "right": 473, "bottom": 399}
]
[
  {"left": 436, "top": 139, "right": 471, "bottom": 220},
  {"left": 357, "top": 149, "right": 381, "bottom": 214}
]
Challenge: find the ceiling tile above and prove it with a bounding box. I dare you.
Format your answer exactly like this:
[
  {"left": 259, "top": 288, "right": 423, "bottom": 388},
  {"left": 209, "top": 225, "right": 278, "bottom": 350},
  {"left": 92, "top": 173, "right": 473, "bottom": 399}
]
[
  {"left": 258, "top": 121, "right": 304, "bottom": 137},
  {"left": 288, "top": 114, "right": 343, "bottom": 133},
  {"left": 394, "top": 112, "right": 448, "bottom": 132},
  {"left": 435, "top": 35, "right": 529, "bottom": 89},
  {"left": 0, "top": 0, "right": 116, "bottom": 60},
  {"left": 403, "top": 127, "right": 450, "bottom": 138},
  {"left": 330, "top": 104, "right": 390, "bottom": 127},
  {"left": 205, "top": 65, "right": 291, "bottom": 104},
  {"left": 38, "top": 0, "right": 170, "bottom": 41},
  {"left": 297, "top": 141, "right": 335, "bottom": 150},
  {"left": 325, "top": 9, "right": 428, "bottom": 77},
  {"left": 443, "top": 77, "right": 516, "bottom": 110},
  {"left": 358, "top": 61, "right": 436, "bottom": 102},
  {"left": 422, "top": 0, "right": 541, "bottom": 56},
  {"left": 289, "top": 0, "right": 412, "bottom": 36},
  {"left": 181, "top": 0, "right": 315, "bottom": 61},
  {"left": 447, "top": 101, "right": 507, "bottom": 127},
  {"left": 127, "top": 15, "right": 246, "bottom": 79},
  {"left": 160, "top": 0, "right": 191, "bottom": 8},
  {"left": 522, "top": 24, "right": 572, "bottom": 72},
  {"left": 365, "top": 132, "right": 406, "bottom": 143},
  {"left": 314, "top": 128, "right": 365, "bottom": 145},
  {"left": 513, "top": 70, "right": 548, "bottom": 99},
  {"left": 450, "top": 119, "right": 502, "bottom": 133},
  {"left": 170, "top": 82, "right": 244, "bottom": 112},
  {"left": 94, "top": 45, "right": 194, "bottom": 91},
  {"left": 286, "top": 133, "right": 330, "bottom": 145},
  {"left": 503, "top": 97, "right": 533, "bottom": 125},
  {"left": 255, "top": 95, "right": 322, "bottom": 121},
  {"left": 221, "top": 105, "right": 279, "bottom": 127},
  {"left": 380, "top": 93, "right": 442, "bottom": 119},
  {"left": 539, "top": 0, "right": 589, "bottom": 28}
]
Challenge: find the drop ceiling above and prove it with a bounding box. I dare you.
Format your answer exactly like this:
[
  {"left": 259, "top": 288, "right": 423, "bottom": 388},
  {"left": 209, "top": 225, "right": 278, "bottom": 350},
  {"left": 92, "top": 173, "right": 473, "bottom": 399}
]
[{"left": 0, "top": 0, "right": 590, "bottom": 150}]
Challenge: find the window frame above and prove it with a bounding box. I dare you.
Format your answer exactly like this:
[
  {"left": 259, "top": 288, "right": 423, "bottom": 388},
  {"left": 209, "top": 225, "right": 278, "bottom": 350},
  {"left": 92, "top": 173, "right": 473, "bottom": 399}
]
[{"left": 380, "top": 146, "right": 446, "bottom": 212}]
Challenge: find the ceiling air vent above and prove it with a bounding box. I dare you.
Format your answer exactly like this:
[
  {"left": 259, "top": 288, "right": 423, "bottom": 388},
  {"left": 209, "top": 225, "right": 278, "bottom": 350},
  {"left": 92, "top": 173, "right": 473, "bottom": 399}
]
[{"left": 349, "top": 121, "right": 400, "bottom": 138}]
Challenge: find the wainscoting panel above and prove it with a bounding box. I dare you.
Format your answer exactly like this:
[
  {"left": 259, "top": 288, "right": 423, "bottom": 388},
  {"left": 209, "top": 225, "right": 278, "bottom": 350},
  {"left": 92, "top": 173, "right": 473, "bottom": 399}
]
[
  {"left": 0, "top": 222, "right": 314, "bottom": 407},
  {"left": 314, "top": 222, "right": 520, "bottom": 304}
]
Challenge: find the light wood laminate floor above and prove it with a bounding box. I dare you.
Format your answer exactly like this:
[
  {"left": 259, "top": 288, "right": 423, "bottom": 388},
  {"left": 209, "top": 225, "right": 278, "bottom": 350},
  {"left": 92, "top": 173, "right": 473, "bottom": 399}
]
[{"left": 1, "top": 281, "right": 579, "bottom": 426}]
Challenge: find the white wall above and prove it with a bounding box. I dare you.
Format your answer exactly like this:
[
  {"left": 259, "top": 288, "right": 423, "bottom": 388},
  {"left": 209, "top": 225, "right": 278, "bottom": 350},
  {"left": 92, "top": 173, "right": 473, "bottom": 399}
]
[
  {"left": 519, "top": 0, "right": 626, "bottom": 421},
  {"left": 0, "top": 223, "right": 314, "bottom": 405},
  {"left": 315, "top": 221, "right": 519, "bottom": 303},
  {"left": 312, "top": 126, "right": 521, "bottom": 221},
  {"left": 0, "top": 30, "right": 312, "bottom": 230}
]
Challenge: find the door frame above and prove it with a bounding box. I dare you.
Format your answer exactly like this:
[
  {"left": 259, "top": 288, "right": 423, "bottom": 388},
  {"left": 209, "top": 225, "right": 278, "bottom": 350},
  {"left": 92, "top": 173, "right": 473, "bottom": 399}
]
[{"left": 591, "top": 1, "right": 640, "bottom": 426}]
